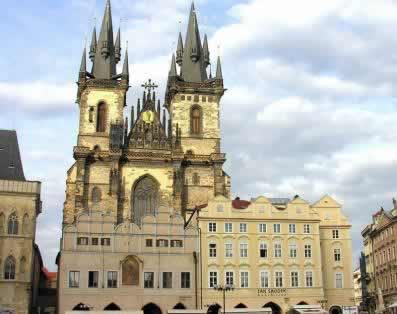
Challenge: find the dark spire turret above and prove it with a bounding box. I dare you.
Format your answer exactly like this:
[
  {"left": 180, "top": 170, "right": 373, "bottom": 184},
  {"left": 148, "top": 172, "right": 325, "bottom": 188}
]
[
  {"left": 176, "top": 32, "right": 184, "bottom": 66},
  {"left": 89, "top": 27, "right": 97, "bottom": 61},
  {"left": 137, "top": 98, "right": 141, "bottom": 115},
  {"left": 169, "top": 53, "right": 178, "bottom": 77},
  {"left": 79, "top": 47, "right": 87, "bottom": 79},
  {"left": 203, "top": 34, "right": 210, "bottom": 66},
  {"left": 216, "top": 56, "right": 223, "bottom": 80},
  {"left": 122, "top": 50, "right": 129, "bottom": 82},
  {"left": 91, "top": 0, "right": 117, "bottom": 79},
  {"left": 180, "top": 2, "right": 208, "bottom": 83},
  {"left": 115, "top": 28, "right": 121, "bottom": 64},
  {"left": 131, "top": 105, "right": 135, "bottom": 128}
]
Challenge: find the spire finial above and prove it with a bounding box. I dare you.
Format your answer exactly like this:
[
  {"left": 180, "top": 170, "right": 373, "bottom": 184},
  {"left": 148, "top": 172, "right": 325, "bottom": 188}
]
[
  {"left": 78, "top": 47, "right": 87, "bottom": 81},
  {"left": 216, "top": 56, "right": 223, "bottom": 80},
  {"left": 203, "top": 34, "right": 210, "bottom": 67},
  {"left": 176, "top": 32, "right": 184, "bottom": 66},
  {"left": 122, "top": 50, "right": 129, "bottom": 81},
  {"left": 115, "top": 27, "right": 121, "bottom": 64},
  {"left": 169, "top": 54, "right": 178, "bottom": 77}
]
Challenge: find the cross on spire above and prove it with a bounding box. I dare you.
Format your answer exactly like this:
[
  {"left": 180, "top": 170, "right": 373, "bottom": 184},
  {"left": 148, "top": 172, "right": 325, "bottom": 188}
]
[{"left": 141, "top": 79, "right": 158, "bottom": 93}]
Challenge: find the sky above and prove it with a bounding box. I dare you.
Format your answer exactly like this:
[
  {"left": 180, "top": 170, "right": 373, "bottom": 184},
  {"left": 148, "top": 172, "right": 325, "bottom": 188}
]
[{"left": 1, "top": 0, "right": 397, "bottom": 271}]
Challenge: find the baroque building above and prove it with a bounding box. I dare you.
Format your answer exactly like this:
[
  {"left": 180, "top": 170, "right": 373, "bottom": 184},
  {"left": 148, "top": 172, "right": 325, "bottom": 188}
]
[
  {"left": 58, "top": 1, "right": 224, "bottom": 313},
  {"left": 0, "top": 130, "right": 42, "bottom": 314},
  {"left": 361, "top": 200, "right": 397, "bottom": 314},
  {"left": 195, "top": 195, "right": 354, "bottom": 314}
]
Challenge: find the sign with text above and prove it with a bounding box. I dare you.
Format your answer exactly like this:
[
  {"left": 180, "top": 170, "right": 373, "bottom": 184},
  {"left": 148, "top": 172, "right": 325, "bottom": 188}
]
[{"left": 257, "top": 288, "right": 287, "bottom": 296}]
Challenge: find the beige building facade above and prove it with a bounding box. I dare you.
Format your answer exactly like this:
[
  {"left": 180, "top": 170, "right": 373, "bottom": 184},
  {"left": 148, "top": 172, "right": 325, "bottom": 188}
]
[
  {"left": 0, "top": 130, "right": 42, "bottom": 314},
  {"left": 196, "top": 195, "right": 354, "bottom": 314}
]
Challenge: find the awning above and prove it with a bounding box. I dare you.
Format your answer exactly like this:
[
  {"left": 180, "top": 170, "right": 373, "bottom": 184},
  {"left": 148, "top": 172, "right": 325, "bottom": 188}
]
[{"left": 292, "top": 305, "right": 327, "bottom": 314}]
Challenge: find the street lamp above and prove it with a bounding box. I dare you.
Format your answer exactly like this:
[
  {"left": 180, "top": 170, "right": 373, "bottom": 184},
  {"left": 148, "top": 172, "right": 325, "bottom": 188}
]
[{"left": 214, "top": 284, "right": 234, "bottom": 314}]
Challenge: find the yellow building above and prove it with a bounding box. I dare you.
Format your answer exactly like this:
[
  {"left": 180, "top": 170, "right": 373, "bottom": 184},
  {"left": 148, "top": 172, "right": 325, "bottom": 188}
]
[{"left": 196, "top": 195, "right": 354, "bottom": 314}]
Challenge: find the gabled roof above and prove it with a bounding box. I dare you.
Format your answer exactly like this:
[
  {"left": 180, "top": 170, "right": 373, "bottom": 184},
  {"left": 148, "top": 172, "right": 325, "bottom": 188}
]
[{"left": 0, "top": 130, "right": 25, "bottom": 181}]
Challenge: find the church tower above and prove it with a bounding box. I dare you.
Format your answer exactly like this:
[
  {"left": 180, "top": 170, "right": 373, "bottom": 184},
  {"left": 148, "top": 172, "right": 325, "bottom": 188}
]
[
  {"left": 63, "top": 1, "right": 229, "bottom": 226},
  {"left": 165, "top": 3, "right": 230, "bottom": 211}
]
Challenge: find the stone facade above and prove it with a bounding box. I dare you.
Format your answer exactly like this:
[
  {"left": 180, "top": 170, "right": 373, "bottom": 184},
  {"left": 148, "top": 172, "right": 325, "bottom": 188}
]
[
  {"left": 196, "top": 195, "right": 354, "bottom": 314},
  {"left": 0, "top": 179, "right": 42, "bottom": 314}
]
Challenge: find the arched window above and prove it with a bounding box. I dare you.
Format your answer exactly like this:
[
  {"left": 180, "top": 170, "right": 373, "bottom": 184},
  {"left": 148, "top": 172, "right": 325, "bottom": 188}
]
[
  {"left": 122, "top": 256, "right": 139, "bottom": 286},
  {"left": 96, "top": 102, "right": 107, "bottom": 132},
  {"left": 91, "top": 187, "right": 102, "bottom": 204},
  {"left": 0, "top": 213, "right": 4, "bottom": 234},
  {"left": 132, "top": 176, "right": 159, "bottom": 225},
  {"left": 8, "top": 213, "right": 18, "bottom": 235},
  {"left": 191, "top": 106, "right": 202, "bottom": 135},
  {"left": 104, "top": 303, "right": 121, "bottom": 311},
  {"left": 22, "top": 214, "right": 29, "bottom": 235},
  {"left": 4, "top": 256, "right": 16, "bottom": 280}
]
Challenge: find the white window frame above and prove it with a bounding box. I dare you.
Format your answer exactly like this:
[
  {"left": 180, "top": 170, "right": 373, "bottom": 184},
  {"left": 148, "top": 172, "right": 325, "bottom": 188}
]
[
  {"left": 289, "top": 243, "right": 297, "bottom": 258},
  {"left": 289, "top": 224, "right": 296, "bottom": 234},
  {"left": 304, "top": 244, "right": 312, "bottom": 258},
  {"left": 239, "top": 223, "right": 247, "bottom": 233},
  {"left": 240, "top": 271, "right": 249, "bottom": 288},
  {"left": 273, "top": 223, "right": 281, "bottom": 233},
  {"left": 69, "top": 270, "right": 80, "bottom": 288},
  {"left": 275, "top": 271, "right": 283, "bottom": 288},
  {"left": 304, "top": 224, "right": 311, "bottom": 234},
  {"left": 260, "top": 270, "right": 269, "bottom": 288},
  {"left": 274, "top": 243, "right": 282, "bottom": 258},
  {"left": 225, "top": 242, "right": 233, "bottom": 258},
  {"left": 259, "top": 242, "right": 268, "bottom": 258},
  {"left": 224, "top": 223, "right": 233, "bottom": 233},
  {"left": 240, "top": 242, "right": 248, "bottom": 258},
  {"left": 107, "top": 270, "right": 118, "bottom": 288},
  {"left": 290, "top": 271, "right": 299, "bottom": 288},
  {"left": 209, "top": 242, "right": 217, "bottom": 258},
  {"left": 208, "top": 222, "right": 217, "bottom": 233},
  {"left": 259, "top": 223, "right": 267, "bottom": 233},
  {"left": 305, "top": 271, "right": 313, "bottom": 287},
  {"left": 209, "top": 271, "right": 218, "bottom": 288},
  {"left": 225, "top": 271, "right": 234, "bottom": 286},
  {"left": 334, "top": 248, "right": 341, "bottom": 262},
  {"left": 335, "top": 272, "right": 343, "bottom": 289},
  {"left": 332, "top": 229, "right": 340, "bottom": 239}
]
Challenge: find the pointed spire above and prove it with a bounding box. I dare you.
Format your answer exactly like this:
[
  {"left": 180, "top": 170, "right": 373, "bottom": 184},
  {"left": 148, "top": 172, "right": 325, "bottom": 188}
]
[
  {"left": 216, "top": 56, "right": 223, "bottom": 80},
  {"left": 122, "top": 50, "right": 129, "bottom": 81},
  {"left": 137, "top": 98, "right": 141, "bottom": 115},
  {"left": 176, "top": 32, "right": 184, "bottom": 66},
  {"left": 115, "top": 28, "right": 121, "bottom": 64},
  {"left": 157, "top": 99, "right": 161, "bottom": 115},
  {"left": 203, "top": 34, "right": 210, "bottom": 66},
  {"left": 79, "top": 47, "right": 87, "bottom": 75},
  {"left": 169, "top": 53, "right": 178, "bottom": 77},
  {"left": 180, "top": 2, "right": 208, "bottom": 83},
  {"left": 124, "top": 117, "right": 128, "bottom": 142},
  {"left": 91, "top": 0, "right": 117, "bottom": 79},
  {"left": 89, "top": 27, "right": 97, "bottom": 61},
  {"left": 131, "top": 105, "right": 135, "bottom": 128},
  {"left": 162, "top": 109, "right": 166, "bottom": 128}
]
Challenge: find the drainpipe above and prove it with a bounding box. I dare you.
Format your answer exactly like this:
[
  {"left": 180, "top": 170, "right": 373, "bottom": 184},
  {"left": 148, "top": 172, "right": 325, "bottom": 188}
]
[{"left": 194, "top": 252, "right": 198, "bottom": 309}]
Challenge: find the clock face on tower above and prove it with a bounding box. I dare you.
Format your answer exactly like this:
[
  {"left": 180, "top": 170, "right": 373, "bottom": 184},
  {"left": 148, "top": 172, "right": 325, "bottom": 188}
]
[{"left": 142, "top": 110, "right": 155, "bottom": 124}]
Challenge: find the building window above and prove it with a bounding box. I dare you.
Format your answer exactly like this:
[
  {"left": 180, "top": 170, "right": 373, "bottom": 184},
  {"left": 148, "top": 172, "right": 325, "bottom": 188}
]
[
  {"left": 304, "top": 224, "right": 311, "bottom": 234},
  {"left": 240, "top": 271, "right": 249, "bottom": 288},
  {"left": 240, "top": 223, "right": 247, "bottom": 233},
  {"left": 275, "top": 272, "right": 283, "bottom": 287},
  {"left": 225, "top": 271, "right": 234, "bottom": 286},
  {"left": 156, "top": 239, "right": 169, "bottom": 247},
  {"left": 260, "top": 271, "right": 269, "bottom": 288},
  {"left": 101, "top": 238, "right": 111, "bottom": 246},
  {"left": 69, "top": 271, "right": 80, "bottom": 288},
  {"left": 209, "top": 271, "right": 218, "bottom": 288},
  {"left": 192, "top": 173, "right": 200, "bottom": 185},
  {"left": 274, "top": 243, "right": 282, "bottom": 258},
  {"left": 96, "top": 102, "right": 107, "bottom": 132},
  {"left": 305, "top": 271, "right": 313, "bottom": 287},
  {"left": 304, "top": 244, "right": 312, "bottom": 258},
  {"left": 273, "top": 223, "right": 281, "bottom": 233},
  {"left": 209, "top": 222, "right": 217, "bottom": 233},
  {"left": 332, "top": 229, "right": 340, "bottom": 239},
  {"left": 146, "top": 239, "right": 153, "bottom": 247},
  {"left": 77, "top": 237, "right": 89, "bottom": 245},
  {"left": 207, "top": 243, "right": 216, "bottom": 258},
  {"left": 225, "top": 243, "right": 233, "bottom": 258},
  {"left": 181, "top": 272, "right": 190, "bottom": 289},
  {"left": 291, "top": 272, "right": 299, "bottom": 287},
  {"left": 191, "top": 106, "right": 202, "bottom": 135},
  {"left": 144, "top": 272, "right": 154, "bottom": 288},
  {"left": 289, "top": 244, "right": 297, "bottom": 258},
  {"left": 335, "top": 273, "right": 343, "bottom": 288},
  {"left": 107, "top": 271, "right": 118, "bottom": 288},
  {"left": 171, "top": 240, "right": 183, "bottom": 248},
  {"left": 289, "top": 224, "right": 296, "bottom": 234},
  {"left": 92, "top": 238, "right": 99, "bottom": 245},
  {"left": 259, "top": 223, "right": 267, "bottom": 233},
  {"left": 7, "top": 212, "right": 18, "bottom": 235},
  {"left": 91, "top": 187, "right": 102, "bottom": 203},
  {"left": 122, "top": 256, "right": 139, "bottom": 286},
  {"left": 225, "top": 223, "right": 233, "bottom": 233},
  {"left": 260, "top": 243, "right": 268, "bottom": 258},
  {"left": 88, "top": 271, "right": 98, "bottom": 288},
  {"left": 240, "top": 243, "right": 248, "bottom": 258},
  {"left": 334, "top": 249, "right": 341, "bottom": 262},
  {"left": 4, "top": 256, "right": 16, "bottom": 280}
]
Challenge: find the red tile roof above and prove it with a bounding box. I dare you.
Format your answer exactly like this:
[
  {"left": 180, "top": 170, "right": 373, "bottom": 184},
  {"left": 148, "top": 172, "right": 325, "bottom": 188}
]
[
  {"left": 42, "top": 267, "right": 57, "bottom": 280},
  {"left": 232, "top": 199, "right": 251, "bottom": 209}
]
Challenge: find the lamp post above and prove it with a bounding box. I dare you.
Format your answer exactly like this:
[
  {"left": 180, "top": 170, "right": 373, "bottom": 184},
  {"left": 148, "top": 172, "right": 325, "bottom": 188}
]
[{"left": 214, "top": 284, "right": 234, "bottom": 314}]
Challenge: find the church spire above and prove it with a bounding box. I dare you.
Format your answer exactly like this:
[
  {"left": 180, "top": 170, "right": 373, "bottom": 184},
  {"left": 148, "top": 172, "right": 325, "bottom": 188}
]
[
  {"left": 79, "top": 47, "right": 87, "bottom": 75},
  {"left": 180, "top": 2, "right": 208, "bottom": 83},
  {"left": 169, "top": 53, "right": 178, "bottom": 77},
  {"left": 91, "top": 0, "right": 117, "bottom": 79},
  {"left": 203, "top": 34, "right": 210, "bottom": 67},
  {"left": 89, "top": 26, "right": 97, "bottom": 61},
  {"left": 176, "top": 32, "right": 183, "bottom": 66},
  {"left": 122, "top": 50, "right": 129, "bottom": 82},
  {"left": 216, "top": 56, "right": 223, "bottom": 80}
]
